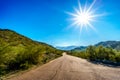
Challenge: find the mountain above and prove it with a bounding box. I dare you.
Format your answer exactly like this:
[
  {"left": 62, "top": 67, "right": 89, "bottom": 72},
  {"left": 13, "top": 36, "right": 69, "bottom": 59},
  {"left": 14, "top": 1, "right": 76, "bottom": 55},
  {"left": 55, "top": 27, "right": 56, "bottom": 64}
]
[
  {"left": 72, "top": 46, "right": 87, "bottom": 51},
  {"left": 71, "top": 41, "right": 120, "bottom": 51},
  {"left": 56, "top": 46, "right": 77, "bottom": 50},
  {"left": 0, "top": 29, "right": 62, "bottom": 75},
  {"left": 95, "top": 41, "right": 120, "bottom": 50}
]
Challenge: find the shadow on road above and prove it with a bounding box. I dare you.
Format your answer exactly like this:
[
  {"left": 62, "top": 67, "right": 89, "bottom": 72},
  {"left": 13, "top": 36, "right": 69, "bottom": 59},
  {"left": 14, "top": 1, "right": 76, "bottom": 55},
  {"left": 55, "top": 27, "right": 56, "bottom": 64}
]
[{"left": 88, "top": 60, "right": 120, "bottom": 68}]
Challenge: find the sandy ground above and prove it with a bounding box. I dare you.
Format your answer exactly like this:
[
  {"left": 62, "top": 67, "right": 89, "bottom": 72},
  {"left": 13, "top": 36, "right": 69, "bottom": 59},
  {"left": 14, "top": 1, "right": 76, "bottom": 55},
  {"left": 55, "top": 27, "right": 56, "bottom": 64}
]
[{"left": 6, "top": 53, "right": 120, "bottom": 80}]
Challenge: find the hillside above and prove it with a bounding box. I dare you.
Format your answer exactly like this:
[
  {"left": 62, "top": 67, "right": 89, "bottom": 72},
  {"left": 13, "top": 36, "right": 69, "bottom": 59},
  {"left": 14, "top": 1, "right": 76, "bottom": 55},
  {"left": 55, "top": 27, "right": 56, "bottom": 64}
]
[
  {"left": 71, "top": 41, "right": 120, "bottom": 51},
  {"left": 95, "top": 41, "right": 120, "bottom": 50},
  {"left": 0, "top": 29, "right": 62, "bottom": 76},
  {"left": 69, "top": 41, "right": 120, "bottom": 65}
]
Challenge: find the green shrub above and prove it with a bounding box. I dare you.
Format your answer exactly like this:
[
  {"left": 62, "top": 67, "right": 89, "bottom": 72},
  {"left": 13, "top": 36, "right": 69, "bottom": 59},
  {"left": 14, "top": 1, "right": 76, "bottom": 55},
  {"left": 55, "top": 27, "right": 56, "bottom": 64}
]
[{"left": 69, "top": 46, "right": 120, "bottom": 63}]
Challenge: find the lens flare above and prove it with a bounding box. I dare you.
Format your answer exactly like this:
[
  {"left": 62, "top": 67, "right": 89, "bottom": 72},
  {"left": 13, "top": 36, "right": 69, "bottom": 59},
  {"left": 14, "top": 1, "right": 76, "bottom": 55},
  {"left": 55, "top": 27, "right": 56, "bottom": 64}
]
[{"left": 67, "top": 0, "right": 104, "bottom": 33}]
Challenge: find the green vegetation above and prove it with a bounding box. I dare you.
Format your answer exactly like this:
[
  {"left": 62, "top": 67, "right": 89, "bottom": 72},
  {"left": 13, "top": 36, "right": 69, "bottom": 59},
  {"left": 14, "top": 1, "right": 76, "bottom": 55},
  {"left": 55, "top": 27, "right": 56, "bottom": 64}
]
[
  {"left": 69, "top": 45, "right": 120, "bottom": 65},
  {"left": 0, "top": 29, "right": 62, "bottom": 76}
]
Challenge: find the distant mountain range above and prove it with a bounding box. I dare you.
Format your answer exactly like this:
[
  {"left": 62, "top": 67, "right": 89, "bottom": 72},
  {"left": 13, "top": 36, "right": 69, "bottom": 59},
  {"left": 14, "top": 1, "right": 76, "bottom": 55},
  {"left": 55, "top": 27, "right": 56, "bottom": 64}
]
[
  {"left": 57, "top": 41, "right": 120, "bottom": 51},
  {"left": 72, "top": 46, "right": 87, "bottom": 51},
  {"left": 56, "top": 46, "right": 78, "bottom": 50}
]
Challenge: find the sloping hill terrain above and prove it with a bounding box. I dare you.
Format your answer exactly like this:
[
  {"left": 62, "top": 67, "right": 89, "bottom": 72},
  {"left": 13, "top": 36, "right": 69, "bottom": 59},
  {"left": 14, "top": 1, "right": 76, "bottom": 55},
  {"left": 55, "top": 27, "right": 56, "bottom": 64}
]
[
  {"left": 71, "top": 41, "right": 120, "bottom": 52},
  {"left": 69, "top": 45, "right": 120, "bottom": 66},
  {"left": 95, "top": 41, "right": 120, "bottom": 50},
  {"left": 0, "top": 29, "right": 62, "bottom": 76}
]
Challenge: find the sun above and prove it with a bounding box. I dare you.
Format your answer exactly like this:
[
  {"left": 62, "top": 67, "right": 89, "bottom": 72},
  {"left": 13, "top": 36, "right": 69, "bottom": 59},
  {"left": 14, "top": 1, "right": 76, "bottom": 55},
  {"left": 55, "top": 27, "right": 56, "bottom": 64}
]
[
  {"left": 74, "top": 12, "right": 91, "bottom": 25},
  {"left": 67, "top": 0, "right": 103, "bottom": 32}
]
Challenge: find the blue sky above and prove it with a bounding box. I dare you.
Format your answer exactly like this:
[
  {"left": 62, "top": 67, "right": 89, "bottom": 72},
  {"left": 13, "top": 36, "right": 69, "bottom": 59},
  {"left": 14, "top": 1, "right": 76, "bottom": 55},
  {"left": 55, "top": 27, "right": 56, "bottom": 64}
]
[{"left": 0, "top": 0, "right": 120, "bottom": 47}]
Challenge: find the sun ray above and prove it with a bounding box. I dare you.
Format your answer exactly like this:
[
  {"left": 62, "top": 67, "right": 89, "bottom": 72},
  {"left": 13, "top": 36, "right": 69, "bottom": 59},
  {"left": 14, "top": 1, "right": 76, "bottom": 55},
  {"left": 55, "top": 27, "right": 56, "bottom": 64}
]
[
  {"left": 74, "top": 7, "right": 80, "bottom": 15},
  {"left": 78, "top": 0, "right": 82, "bottom": 13},
  {"left": 83, "top": 1, "right": 88, "bottom": 13},
  {"left": 87, "top": 22, "right": 97, "bottom": 32},
  {"left": 86, "top": 0, "right": 96, "bottom": 13},
  {"left": 80, "top": 23, "right": 83, "bottom": 33}
]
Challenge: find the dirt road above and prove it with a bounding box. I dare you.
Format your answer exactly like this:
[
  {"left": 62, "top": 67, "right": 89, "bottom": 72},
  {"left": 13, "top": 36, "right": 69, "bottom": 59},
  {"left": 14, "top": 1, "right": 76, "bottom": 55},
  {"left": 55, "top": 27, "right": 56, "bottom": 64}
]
[{"left": 7, "top": 53, "right": 120, "bottom": 80}]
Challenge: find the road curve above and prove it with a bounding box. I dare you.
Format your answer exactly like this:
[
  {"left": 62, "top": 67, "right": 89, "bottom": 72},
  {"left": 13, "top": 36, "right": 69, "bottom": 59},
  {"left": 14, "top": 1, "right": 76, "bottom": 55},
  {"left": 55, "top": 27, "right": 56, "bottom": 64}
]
[{"left": 6, "top": 53, "right": 120, "bottom": 80}]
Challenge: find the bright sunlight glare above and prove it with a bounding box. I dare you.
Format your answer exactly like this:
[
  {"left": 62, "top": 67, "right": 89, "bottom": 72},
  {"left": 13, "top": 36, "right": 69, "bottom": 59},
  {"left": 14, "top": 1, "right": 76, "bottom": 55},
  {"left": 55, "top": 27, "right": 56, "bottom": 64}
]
[
  {"left": 75, "top": 12, "right": 91, "bottom": 24},
  {"left": 67, "top": 0, "right": 104, "bottom": 33}
]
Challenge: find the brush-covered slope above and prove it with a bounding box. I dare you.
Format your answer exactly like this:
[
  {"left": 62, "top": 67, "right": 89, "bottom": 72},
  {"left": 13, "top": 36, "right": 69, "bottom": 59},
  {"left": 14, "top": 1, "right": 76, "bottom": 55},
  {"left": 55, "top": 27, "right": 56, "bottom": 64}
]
[
  {"left": 0, "top": 29, "right": 62, "bottom": 76},
  {"left": 95, "top": 41, "right": 120, "bottom": 50}
]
